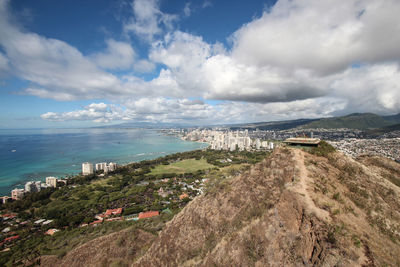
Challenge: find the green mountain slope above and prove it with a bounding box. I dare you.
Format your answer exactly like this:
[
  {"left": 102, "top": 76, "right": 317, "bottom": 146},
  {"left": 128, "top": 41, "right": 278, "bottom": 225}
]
[
  {"left": 383, "top": 113, "right": 400, "bottom": 124},
  {"left": 300, "top": 113, "right": 393, "bottom": 129},
  {"left": 365, "top": 123, "right": 400, "bottom": 137},
  {"left": 227, "top": 113, "right": 400, "bottom": 131}
]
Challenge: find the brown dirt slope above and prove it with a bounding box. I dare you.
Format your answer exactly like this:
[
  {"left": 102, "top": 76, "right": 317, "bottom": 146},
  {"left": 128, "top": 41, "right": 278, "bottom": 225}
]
[
  {"left": 132, "top": 147, "right": 400, "bottom": 267},
  {"left": 40, "top": 228, "right": 155, "bottom": 267}
]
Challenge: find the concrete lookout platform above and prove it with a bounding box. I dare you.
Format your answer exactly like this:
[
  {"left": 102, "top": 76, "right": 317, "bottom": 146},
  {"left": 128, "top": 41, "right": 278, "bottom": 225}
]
[{"left": 283, "top": 137, "right": 321, "bottom": 147}]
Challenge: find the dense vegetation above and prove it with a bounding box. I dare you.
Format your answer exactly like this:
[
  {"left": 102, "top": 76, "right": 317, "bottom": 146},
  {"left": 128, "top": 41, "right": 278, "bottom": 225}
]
[
  {"left": 364, "top": 123, "right": 400, "bottom": 137},
  {"left": 229, "top": 112, "right": 400, "bottom": 131},
  {"left": 300, "top": 113, "right": 393, "bottom": 130},
  {"left": 310, "top": 140, "right": 336, "bottom": 157}
]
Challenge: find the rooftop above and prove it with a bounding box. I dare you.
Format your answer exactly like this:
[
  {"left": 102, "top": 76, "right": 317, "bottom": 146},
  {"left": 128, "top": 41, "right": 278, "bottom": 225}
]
[
  {"left": 105, "top": 208, "right": 122, "bottom": 216},
  {"left": 138, "top": 211, "right": 159, "bottom": 219},
  {"left": 283, "top": 137, "right": 321, "bottom": 145}
]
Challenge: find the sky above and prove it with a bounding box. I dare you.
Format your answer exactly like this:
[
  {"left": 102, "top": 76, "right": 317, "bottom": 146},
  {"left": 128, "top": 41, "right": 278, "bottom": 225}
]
[{"left": 0, "top": 0, "right": 400, "bottom": 128}]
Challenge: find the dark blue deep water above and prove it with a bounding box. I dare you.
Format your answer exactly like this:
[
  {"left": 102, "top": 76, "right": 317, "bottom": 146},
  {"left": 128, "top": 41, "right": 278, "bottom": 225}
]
[{"left": 0, "top": 128, "right": 208, "bottom": 196}]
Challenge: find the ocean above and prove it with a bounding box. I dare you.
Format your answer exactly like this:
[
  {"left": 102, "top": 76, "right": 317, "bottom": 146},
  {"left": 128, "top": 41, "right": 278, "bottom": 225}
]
[{"left": 0, "top": 128, "right": 208, "bottom": 196}]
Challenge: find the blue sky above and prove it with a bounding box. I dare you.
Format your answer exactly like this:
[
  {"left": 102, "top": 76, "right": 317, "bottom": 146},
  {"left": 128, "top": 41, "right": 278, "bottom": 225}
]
[{"left": 1, "top": 0, "right": 400, "bottom": 128}]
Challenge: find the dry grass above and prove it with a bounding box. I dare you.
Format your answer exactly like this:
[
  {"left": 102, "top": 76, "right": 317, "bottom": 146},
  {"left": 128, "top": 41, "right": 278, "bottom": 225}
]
[
  {"left": 40, "top": 227, "right": 155, "bottom": 267},
  {"left": 41, "top": 148, "right": 400, "bottom": 267}
]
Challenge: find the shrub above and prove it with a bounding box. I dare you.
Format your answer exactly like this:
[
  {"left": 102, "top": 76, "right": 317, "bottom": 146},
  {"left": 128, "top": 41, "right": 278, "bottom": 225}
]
[
  {"left": 110, "top": 260, "right": 128, "bottom": 267},
  {"left": 56, "top": 249, "right": 67, "bottom": 259},
  {"left": 352, "top": 235, "right": 361, "bottom": 248},
  {"left": 326, "top": 230, "right": 336, "bottom": 245},
  {"left": 333, "top": 192, "right": 340, "bottom": 201},
  {"left": 310, "top": 141, "right": 335, "bottom": 157},
  {"left": 116, "top": 236, "right": 125, "bottom": 247}
]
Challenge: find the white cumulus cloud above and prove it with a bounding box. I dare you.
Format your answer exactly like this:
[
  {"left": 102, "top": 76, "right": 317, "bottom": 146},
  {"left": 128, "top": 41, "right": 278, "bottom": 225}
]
[
  {"left": 40, "top": 102, "right": 127, "bottom": 123},
  {"left": 91, "top": 39, "right": 135, "bottom": 70},
  {"left": 232, "top": 0, "right": 400, "bottom": 74},
  {"left": 124, "top": 0, "right": 178, "bottom": 41},
  {"left": 2, "top": 0, "right": 400, "bottom": 123},
  {"left": 0, "top": 51, "right": 9, "bottom": 72}
]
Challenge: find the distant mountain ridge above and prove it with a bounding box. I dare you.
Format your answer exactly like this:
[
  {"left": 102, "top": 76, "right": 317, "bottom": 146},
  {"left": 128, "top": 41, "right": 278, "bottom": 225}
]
[
  {"left": 229, "top": 112, "right": 400, "bottom": 130},
  {"left": 364, "top": 123, "right": 400, "bottom": 137},
  {"left": 299, "top": 113, "right": 393, "bottom": 130},
  {"left": 383, "top": 113, "right": 400, "bottom": 124}
]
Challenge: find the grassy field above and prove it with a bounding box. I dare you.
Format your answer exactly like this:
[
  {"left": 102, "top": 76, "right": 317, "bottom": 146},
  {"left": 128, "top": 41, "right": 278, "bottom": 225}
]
[{"left": 150, "top": 158, "right": 215, "bottom": 175}]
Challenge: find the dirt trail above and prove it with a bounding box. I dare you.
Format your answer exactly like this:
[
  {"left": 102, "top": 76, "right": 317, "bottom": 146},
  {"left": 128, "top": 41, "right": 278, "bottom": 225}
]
[{"left": 291, "top": 149, "right": 331, "bottom": 222}]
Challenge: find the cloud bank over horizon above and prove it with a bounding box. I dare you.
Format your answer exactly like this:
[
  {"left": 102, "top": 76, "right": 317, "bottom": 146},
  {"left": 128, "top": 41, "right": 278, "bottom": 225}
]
[{"left": 1, "top": 0, "right": 400, "bottom": 125}]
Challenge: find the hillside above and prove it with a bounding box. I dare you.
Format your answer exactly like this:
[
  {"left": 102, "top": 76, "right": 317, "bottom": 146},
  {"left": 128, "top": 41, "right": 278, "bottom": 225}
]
[
  {"left": 131, "top": 147, "right": 400, "bottom": 266},
  {"left": 40, "top": 228, "right": 155, "bottom": 267},
  {"left": 383, "top": 113, "right": 400, "bottom": 124},
  {"left": 364, "top": 123, "right": 400, "bottom": 137},
  {"left": 227, "top": 112, "right": 400, "bottom": 131},
  {"left": 39, "top": 147, "right": 400, "bottom": 266},
  {"left": 299, "top": 113, "right": 393, "bottom": 129}
]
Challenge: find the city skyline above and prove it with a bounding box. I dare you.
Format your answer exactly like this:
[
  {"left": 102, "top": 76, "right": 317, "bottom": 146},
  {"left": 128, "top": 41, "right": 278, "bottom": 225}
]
[{"left": 1, "top": 0, "right": 400, "bottom": 128}]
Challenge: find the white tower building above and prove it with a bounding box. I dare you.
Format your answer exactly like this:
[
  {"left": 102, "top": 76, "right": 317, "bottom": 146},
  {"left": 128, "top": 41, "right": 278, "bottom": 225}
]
[
  {"left": 46, "top": 176, "right": 58, "bottom": 187},
  {"left": 105, "top": 162, "right": 117, "bottom": 173},
  {"left": 82, "top": 162, "right": 94, "bottom": 175},
  {"left": 255, "top": 138, "right": 261, "bottom": 150},
  {"left": 95, "top": 162, "right": 107, "bottom": 171},
  {"left": 25, "top": 181, "right": 36, "bottom": 193},
  {"left": 35, "top": 181, "right": 42, "bottom": 192},
  {"left": 11, "top": 188, "right": 25, "bottom": 200}
]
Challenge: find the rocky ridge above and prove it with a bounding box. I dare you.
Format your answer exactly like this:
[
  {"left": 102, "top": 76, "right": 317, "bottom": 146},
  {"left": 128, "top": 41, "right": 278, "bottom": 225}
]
[
  {"left": 133, "top": 147, "right": 400, "bottom": 266},
  {"left": 41, "top": 147, "right": 400, "bottom": 266}
]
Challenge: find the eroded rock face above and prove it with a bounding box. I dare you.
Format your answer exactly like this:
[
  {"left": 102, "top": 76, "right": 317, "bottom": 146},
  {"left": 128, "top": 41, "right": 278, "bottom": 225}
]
[
  {"left": 133, "top": 148, "right": 400, "bottom": 267},
  {"left": 40, "top": 228, "right": 155, "bottom": 267},
  {"left": 42, "top": 147, "right": 400, "bottom": 267},
  {"left": 132, "top": 148, "right": 354, "bottom": 267}
]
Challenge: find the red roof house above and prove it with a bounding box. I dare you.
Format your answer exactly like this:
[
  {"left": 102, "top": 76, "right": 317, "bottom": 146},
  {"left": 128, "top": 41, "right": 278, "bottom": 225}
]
[
  {"left": 138, "top": 211, "right": 159, "bottom": 219},
  {"left": 105, "top": 208, "right": 122, "bottom": 216},
  {"left": 1, "top": 213, "right": 17, "bottom": 219},
  {"left": 90, "top": 219, "right": 103, "bottom": 225},
  {"left": 179, "top": 193, "right": 189, "bottom": 200},
  {"left": 3, "top": 235, "right": 19, "bottom": 243},
  {"left": 45, "top": 229, "right": 59, "bottom": 236}
]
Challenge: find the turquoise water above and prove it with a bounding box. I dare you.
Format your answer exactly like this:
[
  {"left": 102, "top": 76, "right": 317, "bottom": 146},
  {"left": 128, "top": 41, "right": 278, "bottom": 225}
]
[{"left": 0, "top": 128, "right": 208, "bottom": 196}]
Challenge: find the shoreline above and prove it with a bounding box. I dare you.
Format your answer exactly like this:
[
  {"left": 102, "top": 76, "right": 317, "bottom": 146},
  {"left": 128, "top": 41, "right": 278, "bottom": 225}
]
[{"left": 1, "top": 133, "right": 209, "bottom": 196}]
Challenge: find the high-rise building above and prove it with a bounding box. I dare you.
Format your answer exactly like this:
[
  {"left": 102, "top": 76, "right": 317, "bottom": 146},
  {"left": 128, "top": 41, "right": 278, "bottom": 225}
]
[
  {"left": 245, "top": 137, "right": 252, "bottom": 148},
  {"left": 261, "top": 141, "right": 269, "bottom": 148},
  {"left": 95, "top": 162, "right": 107, "bottom": 171},
  {"left": 46, "top": 176, "right": 58, "bottom": 187},
  {"left": 95, "top": 162, "right": 118, "bottom": 173},
  {"left": 11, "top": 188, "right": 25, "bottom": 200},
  {"left": 230, "top": 142, "right": 236, "bottom": 151},
  {"left": 82, "top": 162, "right": 94, "bottom": 175},
  {"left": 255, "top": 139, "right": 261, "bottom": 150},
  {"left": 107, "top": 162, "right": 117, "bottom": 172},
  {"left": 25, "top": 181, "right": 36, "bottom": 193},
  {"left": 35, "top": 181, "right": 42, "bottom": 192}
]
